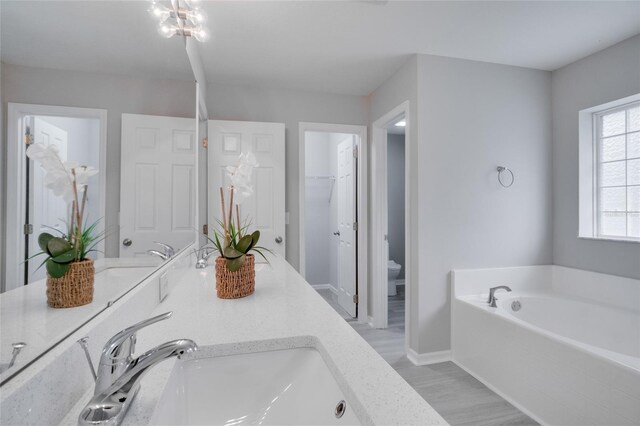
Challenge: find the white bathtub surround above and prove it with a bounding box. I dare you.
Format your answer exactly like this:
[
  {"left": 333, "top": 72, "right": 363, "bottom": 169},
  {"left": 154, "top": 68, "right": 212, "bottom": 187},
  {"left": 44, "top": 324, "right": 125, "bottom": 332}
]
[{"left": 451, "top": 265, "right": 640, "bottom": 425}]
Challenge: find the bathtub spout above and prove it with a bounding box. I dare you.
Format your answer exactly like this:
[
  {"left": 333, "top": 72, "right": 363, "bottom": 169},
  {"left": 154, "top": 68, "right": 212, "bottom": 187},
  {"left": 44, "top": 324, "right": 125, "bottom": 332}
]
[{"left": 488, "top": 286, "right": 511, "bottom": 308}]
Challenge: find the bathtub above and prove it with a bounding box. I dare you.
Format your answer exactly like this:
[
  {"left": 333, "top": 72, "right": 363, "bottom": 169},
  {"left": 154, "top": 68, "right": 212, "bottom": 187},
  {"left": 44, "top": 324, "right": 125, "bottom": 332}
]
[{"left": 451, "top": 265, "right": 640, "bottom": 426}]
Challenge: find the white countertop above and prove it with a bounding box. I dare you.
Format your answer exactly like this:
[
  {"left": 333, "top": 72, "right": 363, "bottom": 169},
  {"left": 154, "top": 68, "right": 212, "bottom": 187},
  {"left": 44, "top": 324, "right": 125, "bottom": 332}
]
[
  {"left": 62, "top": 256, "right": 447, "bottom": 425},
  {"left": 0, "top": 258, "right": 160, "bottom": 378}
]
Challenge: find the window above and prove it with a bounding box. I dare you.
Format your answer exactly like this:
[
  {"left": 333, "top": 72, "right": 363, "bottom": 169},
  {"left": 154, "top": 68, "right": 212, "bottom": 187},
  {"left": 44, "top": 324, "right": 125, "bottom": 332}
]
[{"left": 579, "top": 95, "right": 640, "bottom": 242}]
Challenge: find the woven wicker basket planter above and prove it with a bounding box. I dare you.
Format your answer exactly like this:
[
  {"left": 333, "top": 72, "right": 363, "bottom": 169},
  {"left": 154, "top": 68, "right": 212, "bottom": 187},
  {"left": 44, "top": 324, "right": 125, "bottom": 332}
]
[
  {"left": 215, "top": 254, "right": 255, "bottom": 299},
  {"left": 46, "top": 259, "right": 94, "bottom": 308}
]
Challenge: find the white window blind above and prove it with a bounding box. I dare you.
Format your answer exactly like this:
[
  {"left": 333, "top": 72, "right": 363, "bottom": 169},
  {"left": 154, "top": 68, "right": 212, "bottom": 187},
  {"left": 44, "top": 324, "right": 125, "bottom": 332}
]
[{"left": 595, "top": 101, "right": 640, "bottom": 239}]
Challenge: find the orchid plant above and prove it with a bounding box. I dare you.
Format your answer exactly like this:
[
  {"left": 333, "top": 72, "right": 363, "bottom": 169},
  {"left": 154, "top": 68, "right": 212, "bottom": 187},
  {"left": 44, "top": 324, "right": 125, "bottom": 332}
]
[
  {"left": 26, "top": 143, "right": 104, "bottom": 278},
  {"left": 208, "top": 152, "right": 271, "bottom": 272}
]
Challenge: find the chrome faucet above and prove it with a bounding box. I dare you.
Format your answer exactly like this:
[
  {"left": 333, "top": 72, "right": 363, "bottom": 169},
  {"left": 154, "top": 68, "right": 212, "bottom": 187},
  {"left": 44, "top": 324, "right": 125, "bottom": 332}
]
[
  {"left": 146, "top": 249, "right": 169, "bottom": 261},
  {"left": 78, "top": 312, "right": 197, "bottom": 426},
  {"left": 487, "top": 286, "right": 511, "bottom": 307},
  {"left": 147, "top": 242, "right": 176, "bottom": 261},
  {"left": 154, "top": 242, "right": 176, "bottom": 258},
  {"left": 194, "top": 245, "right": 217, "bottom": 269}
]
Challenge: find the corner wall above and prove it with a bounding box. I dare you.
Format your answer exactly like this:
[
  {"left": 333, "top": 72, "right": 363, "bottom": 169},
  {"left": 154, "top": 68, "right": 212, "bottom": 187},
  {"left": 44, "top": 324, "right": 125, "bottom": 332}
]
[
  {"left": 551, "top": 34, "right": 640, "bottom": 279},
  {"left": 368, "top": 55, "right": 420, "bottom": 349},
  {"left": 416, "top": 54, "right": 553, "bottom": 353}
]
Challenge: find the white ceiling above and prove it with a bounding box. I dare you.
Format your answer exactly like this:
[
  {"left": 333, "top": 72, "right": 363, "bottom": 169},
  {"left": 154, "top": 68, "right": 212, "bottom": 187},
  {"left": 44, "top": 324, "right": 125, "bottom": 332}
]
[
  {"left": 2, "top": 1, "right": 640, "bottom": 96},
  {"left": 0, "top": 1, "right": 194, "bottom": 81}
]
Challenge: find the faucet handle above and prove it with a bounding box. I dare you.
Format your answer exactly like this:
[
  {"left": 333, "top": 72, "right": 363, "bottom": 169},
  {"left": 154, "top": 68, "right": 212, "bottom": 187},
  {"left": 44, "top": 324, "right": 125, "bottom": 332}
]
[
  {"left": 100, "top": 312, "right": 173, "bottom": 363},
  {"left": 154, "top": 242, "right": 175, "bottom": 257},
  {"left": 199, "top": 245, "right": 216, "bottom": 258}
]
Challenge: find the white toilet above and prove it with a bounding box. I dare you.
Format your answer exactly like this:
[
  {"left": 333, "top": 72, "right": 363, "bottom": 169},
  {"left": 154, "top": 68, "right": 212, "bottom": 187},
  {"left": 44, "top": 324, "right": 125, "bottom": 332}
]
[{"left": 387, "top": 260, "right": 402, "bottom": 296}]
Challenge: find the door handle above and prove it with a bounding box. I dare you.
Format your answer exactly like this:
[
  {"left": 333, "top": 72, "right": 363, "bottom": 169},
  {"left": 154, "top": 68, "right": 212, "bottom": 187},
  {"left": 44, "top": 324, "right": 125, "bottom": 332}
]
[
  {"left": 122, "top": 238, "right": 132, "bottom": 247},
  {"left": 275, "top": 236, "right": 283, "bottom": 244}
]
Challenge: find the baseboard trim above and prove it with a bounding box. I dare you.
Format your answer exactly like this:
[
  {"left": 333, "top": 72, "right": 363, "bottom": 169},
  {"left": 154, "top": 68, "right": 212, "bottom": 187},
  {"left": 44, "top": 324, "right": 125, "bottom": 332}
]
[
  {"left": 367, "top": 315, "right": 374, "bottom": 327},
  {"left": 312, "top": 284, "right": 337, "bottom": 295},
  {"left": 407, "top": 348, "right": 452, "bottom": 366},
  {"left": 452, "top": 358, "right": 546, "bottom": 425}
]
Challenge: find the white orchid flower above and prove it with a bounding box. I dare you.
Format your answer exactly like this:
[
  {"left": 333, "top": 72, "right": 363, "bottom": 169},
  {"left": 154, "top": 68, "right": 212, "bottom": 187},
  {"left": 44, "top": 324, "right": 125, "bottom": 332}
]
[
  {"left": 74, "top": 165, "right": 99, "bottom": 192},
  {"left": 226, "top": 151, "right": 259, "bottom": 204},
  {"left": 26, "top": 143, "right": 98, "bottom": 203}
]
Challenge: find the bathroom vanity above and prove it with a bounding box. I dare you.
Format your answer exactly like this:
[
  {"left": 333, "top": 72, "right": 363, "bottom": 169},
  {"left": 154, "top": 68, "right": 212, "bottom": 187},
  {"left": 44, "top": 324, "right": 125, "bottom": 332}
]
[{"left": 1, "top": 250, "right": 447, "bottom": 425}]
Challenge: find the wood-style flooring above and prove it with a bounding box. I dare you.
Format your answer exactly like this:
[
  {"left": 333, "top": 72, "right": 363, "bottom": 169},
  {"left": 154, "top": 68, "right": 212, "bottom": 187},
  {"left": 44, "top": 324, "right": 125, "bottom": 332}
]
[{"left": 317, "top": 287, "right": 537, "bottom": 426}]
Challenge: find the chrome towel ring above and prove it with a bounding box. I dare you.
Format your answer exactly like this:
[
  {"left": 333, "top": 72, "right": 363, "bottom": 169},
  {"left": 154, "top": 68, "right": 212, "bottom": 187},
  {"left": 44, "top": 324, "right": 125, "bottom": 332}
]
[{"left": 497, "top": 166, "right": 514, "bottom": 188}]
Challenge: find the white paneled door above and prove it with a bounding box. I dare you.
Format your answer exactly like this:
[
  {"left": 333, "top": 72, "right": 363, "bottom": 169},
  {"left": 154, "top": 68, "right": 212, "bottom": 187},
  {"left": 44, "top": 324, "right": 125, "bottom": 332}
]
[
  {"left": 208, "top": 120, "right": 286, "bottom": 258},
  {"left": 337, "top": 136, "right": 357, "bottom": 317},
  {"left": 28, "top": 118, "right": 69, "bottom": 282},
  {"left": 120, "top": 114, "right": 196, "bottom": 257}
]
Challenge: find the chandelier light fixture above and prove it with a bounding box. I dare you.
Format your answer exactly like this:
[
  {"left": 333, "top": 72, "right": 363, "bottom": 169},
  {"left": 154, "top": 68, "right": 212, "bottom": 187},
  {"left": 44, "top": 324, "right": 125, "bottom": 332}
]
[{"left": 149, "top": 0, "right": 210, "bottom": 42}]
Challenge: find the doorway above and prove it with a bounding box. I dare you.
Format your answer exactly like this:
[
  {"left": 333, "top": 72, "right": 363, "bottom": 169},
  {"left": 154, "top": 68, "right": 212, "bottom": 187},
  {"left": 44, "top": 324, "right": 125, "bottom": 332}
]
[
  {"left": 27, "top": 116, "right": 101, "bottom": 282},
  {"left": 5, "top": 104, "right": 107, "bottom": 292},
  {"left": 385, "top": 114, "right": 406, "bottom": 337},
  {"left": 371, "top": 101, "right": 412, "bottom": 357},
  {"left": 299, "top": 123, "right": 368, "bottom": 322}
]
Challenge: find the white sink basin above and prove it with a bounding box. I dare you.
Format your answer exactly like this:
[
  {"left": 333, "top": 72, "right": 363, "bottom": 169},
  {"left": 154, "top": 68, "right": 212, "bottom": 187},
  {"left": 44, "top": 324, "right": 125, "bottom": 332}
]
[{"left": 150, "top": 347, "right": 361, "bottom": 425}]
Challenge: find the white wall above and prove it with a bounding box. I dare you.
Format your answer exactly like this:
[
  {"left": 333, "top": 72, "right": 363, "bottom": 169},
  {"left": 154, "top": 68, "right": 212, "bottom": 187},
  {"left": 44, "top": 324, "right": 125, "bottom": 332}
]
[
  {"left": 206, "top": 82, "right": 369, "bottom": 270},
  {"left": 552, "top": 34, "right": 640, "bottom": 279},
  {"left": 387, "top": 133, "right": 405, "bottom": 278},
  {"left": 369, "top": 56, "right": 420, "bottom": 347},
  {"left": 304, "top": 131, "right": 332, "bottom": 285},
  {"left": 416, "top": 54, "right": 553, "bottom": 354},
  {"left": 1, "top": 64, "right": 196, "bottom": 258}
]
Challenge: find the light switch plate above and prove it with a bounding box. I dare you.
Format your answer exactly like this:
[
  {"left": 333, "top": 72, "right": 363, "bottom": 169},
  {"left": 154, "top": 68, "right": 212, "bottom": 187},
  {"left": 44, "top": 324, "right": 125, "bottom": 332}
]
[{"left": 159, "top": 272, "right": 169, "bottom": 302}]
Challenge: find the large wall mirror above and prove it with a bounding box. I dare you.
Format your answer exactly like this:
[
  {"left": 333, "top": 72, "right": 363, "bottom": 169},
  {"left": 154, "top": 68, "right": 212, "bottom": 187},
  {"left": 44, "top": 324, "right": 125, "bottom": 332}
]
[{"left": 0, "top": 1, "right": 200, "bottom": 383}]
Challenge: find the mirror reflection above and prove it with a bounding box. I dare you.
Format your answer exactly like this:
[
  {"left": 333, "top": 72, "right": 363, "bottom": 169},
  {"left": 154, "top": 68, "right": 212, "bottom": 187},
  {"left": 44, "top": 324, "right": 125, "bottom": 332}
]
[{"left": 0, "top": 0, "right": 198, "bottom": 381}]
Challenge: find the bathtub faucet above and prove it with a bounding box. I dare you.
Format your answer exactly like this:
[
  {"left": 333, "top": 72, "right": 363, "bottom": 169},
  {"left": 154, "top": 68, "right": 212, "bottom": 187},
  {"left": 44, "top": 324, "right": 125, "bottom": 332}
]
[{"left": 487, "top": 286, "right": 511, "bottom": 308}]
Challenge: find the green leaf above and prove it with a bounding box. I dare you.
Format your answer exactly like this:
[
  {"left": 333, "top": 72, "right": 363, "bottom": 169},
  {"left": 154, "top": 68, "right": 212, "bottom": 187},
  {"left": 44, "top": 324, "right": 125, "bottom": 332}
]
[
  {"left": 251, "top": 230, "right": 260, "bottom": 247},
  {"left": 41, "top": 225, "right": 66, "bottom": 237},
  {"left": 26, "top": 251, "right": 47, "bottom": 261},
  {"left": 35, "top": 257, "right": 49, "bottom": 272},
  {"left": 251, "top": 248, "right": 270, "bottom": 264},
  {"left": 46, "top": 259, "right": 70, "bottom": 278},
  {"left": 47, "top": 237, "right": 72, "bottom": 257},
  {"left": 226, "top": 254, "right": 246, "bottom": 272},
  {"left": 38, "top": 233, "right": 55, "bottom": 252},
  {"left": 72, "top": 218, "right": 109, "bottom": 260},
  {"left": 213, "top": 231, "right": 223, "bottom": 254},
  {"left": 223, "top": 246, "right": 244, "bottom": 259},
  {"left": 235, "top": 235, "right": 254, "bottom": 254},
  {"left": 51, "top": 249, "right": 76, "bottom": 264}
]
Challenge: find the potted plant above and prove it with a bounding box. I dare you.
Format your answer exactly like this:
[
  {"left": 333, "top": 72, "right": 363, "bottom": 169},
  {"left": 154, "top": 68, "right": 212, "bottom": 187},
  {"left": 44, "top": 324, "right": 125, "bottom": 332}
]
[
  {"left": 208, "top": 152, "right": 271, "bottom": 299},
  {"left": 26, "top": 143, "right": 104, "bottom": 308}
]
